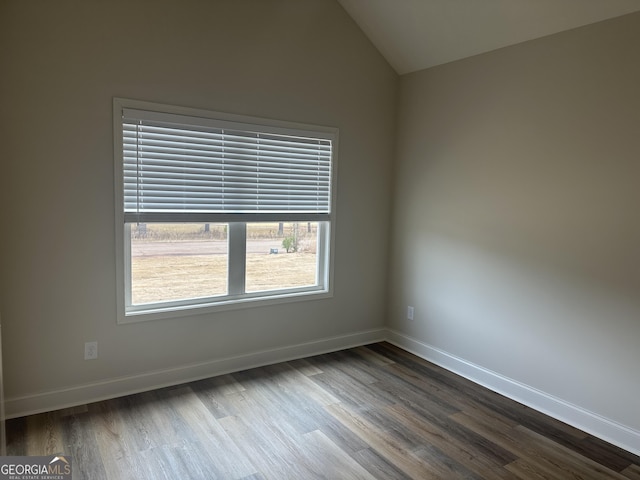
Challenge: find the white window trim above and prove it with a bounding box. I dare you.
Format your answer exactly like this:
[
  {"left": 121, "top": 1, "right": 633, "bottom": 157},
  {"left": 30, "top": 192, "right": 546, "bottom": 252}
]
[{"left": 113, "top": 98, "right": 338, "bottom": 324}]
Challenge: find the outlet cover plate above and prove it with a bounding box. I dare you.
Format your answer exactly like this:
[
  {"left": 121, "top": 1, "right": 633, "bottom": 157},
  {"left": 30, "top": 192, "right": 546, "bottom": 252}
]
[
  {"left": 84, "top": 341, "right": 98, "bottom": 360},
  {"left": 407, "top": 306, "right": 414, "bottom": 320}
]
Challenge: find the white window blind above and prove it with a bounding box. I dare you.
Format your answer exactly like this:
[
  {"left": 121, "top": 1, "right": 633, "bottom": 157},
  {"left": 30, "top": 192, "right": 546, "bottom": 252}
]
[{"left": 122, "top": 108, "right": 333, "bottom": 223}]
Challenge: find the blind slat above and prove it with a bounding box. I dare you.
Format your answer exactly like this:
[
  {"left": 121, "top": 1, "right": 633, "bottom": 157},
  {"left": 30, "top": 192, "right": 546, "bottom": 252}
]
[{"left": 122, "top": 111, "right": 334, "bottom": 216}]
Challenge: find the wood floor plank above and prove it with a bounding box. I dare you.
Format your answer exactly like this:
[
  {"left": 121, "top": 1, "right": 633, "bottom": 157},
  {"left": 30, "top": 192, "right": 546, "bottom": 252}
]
[
  {"left": 205, "top": 373, "right": 247, "bottom": 396},
  {"left": 332, "top": 349, "right": 463, "bottom": 420},
  {"left": 514, "top": 426, "right": 632, "bottom": 480},
  {"left": 236, "top": 361, "right": 341, "bottom": 408},
  {"left": 227, "top": 371, "right": 342, "bottom": 476},
  {"left": 261, "top": 361, "right": 341, "bottom": 407},
  {"left": 349, "top": 447, "right": 414, "bottom": 480},
  {"left": 60, "top": 412, "right": 109, "bottom": 480},
  {"left": 576, "top": 436, "right": 639, "bottom": 472},
  {"left": 190, "top": 377, "right": 244, "bottom": 420},
  {"left": 6, "top": 342, "right": 639, "bottom": 479},
  {"left": 326, "top": 402, "right": 447, "bottom": 479},
  {"left": 57, "top": 405, "right": 90, "bottom": 416},
  {"left": 309, "top": 368, "right": 398, "bottom": 412},
  {"left": 237, "top": 364, "right": 371, "bottom": 455},
  {"left": 165, "top": 386, "right": 258, "bottom": 479},
  {"left": 413, "top": 443, "right": 488, "bottom": 479},
  {"left": 25, "top": 412, "right": 65, "bottom": 455},
  {"left": 138, "top": 441, "right": 232, "bottom": 480},
  {"left": 382, "top": 388, "right": 517, "bottom": 468},
  {"left": 622, "top": 464, "right": 640, "bottom": 479},
  {"left": 111, "top": 394, "right": 157, "bottom": 452},
  {"left": 140, "top": 389, "right": 199, "bottom": 448},
  {"left": 299, "top": 429, "right": 377, "bottom": 479},
  {"left": 5, "top": 416, "right": 26, "bottom": 456},
  {"left": 452, "top": 411, "right": 627, "bottom": 480},
  {"left": 352, "top": 345, "right": 397, "bottom": 366},
  {"left": 373, "top": 344, "right": 589, "bottom": 442},
  {"left": 217, "top": 398, "right": 321, "bottom": 479},
  {"left": 262, "top": 370, "right": 374, "bottom": 456},
  {"left": 505, "top": 458, "right": 565, "bottom": 480},
  {"left": 320, "top": 349, "right": 386, "bottom": 385},
  {"left": 375, "top": 372, "right": 460, "bottom": 418},
  {"left": 89, "top": 399, "right": 151, "bottom": 480},
  {"left": 382, "top": 361, "right": 519, "bottom": 429},
  {"left": 287, "top": 357, "right": 325, "bottom": 376},
  {"left": 231, "top": 367, "right": 323, "bottom": 436},
  {"left": 385, "top": 403, "right": 517, "bottom": 480}
]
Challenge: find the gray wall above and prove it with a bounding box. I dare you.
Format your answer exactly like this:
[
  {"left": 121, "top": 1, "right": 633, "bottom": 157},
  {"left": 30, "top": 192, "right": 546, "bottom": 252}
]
[
  {"left": 389, "top": 12, "right": 640, "bottom": 432},
  {"left": 0, "top": 0, "right": 397, "bottom": 410},
  {"left": 2, "top": 0, "right": 638, "bottom": 450}
]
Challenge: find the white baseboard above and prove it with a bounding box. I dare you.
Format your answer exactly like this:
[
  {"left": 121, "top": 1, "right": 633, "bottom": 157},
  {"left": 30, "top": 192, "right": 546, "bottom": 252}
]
[
  {"left": 5, "top": 328, "right": 386, "bottom": 419},
  {"left": 6, "top": 327, "right": 639, "bottom": 458},
  {"left": 386, "top": 328, "right": 640, "bottom": 457}
]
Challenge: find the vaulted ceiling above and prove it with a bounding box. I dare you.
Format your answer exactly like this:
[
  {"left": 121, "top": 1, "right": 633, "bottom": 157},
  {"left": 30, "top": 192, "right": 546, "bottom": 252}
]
[{"left": 337, "top": 0, "right": 640, "bottom": 74}]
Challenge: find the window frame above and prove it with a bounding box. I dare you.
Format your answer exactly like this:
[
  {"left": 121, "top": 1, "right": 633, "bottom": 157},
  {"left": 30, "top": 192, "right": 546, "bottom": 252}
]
[{"left": 113, "top": 98, "right": 338, "bottom": 324}]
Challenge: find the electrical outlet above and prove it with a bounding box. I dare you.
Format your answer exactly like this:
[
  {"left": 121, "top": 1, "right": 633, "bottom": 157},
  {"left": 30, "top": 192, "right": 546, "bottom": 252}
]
[
  {"left": 407, "top": 306, "right": 414, "bottom": 321},
  {"left": 84, "top": 341, "right": 98, "bottom": 360}
]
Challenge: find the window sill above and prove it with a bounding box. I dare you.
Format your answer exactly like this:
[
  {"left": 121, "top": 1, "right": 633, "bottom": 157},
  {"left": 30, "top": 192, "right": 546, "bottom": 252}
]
[{"left": 118, "top": 288, "right": 333, "bottom": 324}]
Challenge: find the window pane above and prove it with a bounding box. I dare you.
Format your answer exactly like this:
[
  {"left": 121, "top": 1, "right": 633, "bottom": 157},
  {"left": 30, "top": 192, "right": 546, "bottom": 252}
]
[
  {"left": 130, "top": 223, "right": 227, "bottom": 304},
  {"left": 245, "top": 222, "right": 318, "bottom": 293}
]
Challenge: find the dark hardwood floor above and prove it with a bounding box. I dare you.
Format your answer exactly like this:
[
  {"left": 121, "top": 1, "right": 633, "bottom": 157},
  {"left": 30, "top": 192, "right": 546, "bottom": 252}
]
[{"left": 6, "top": 342, "right": 640, "bottom": 479}]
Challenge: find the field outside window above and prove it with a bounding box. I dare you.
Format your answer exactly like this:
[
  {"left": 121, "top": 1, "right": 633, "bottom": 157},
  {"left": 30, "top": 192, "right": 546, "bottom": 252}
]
[
  {"left": 245, "top": 222, "right": 318, "bottom": 293},
  {"left": 130, "top": 222, "right": 320, "bottom": 306}
]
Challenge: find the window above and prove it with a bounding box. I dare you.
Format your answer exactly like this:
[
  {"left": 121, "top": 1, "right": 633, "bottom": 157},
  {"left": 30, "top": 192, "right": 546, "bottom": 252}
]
[{"left": 113, "top": 98, "right": 337, "bottom": 323}]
